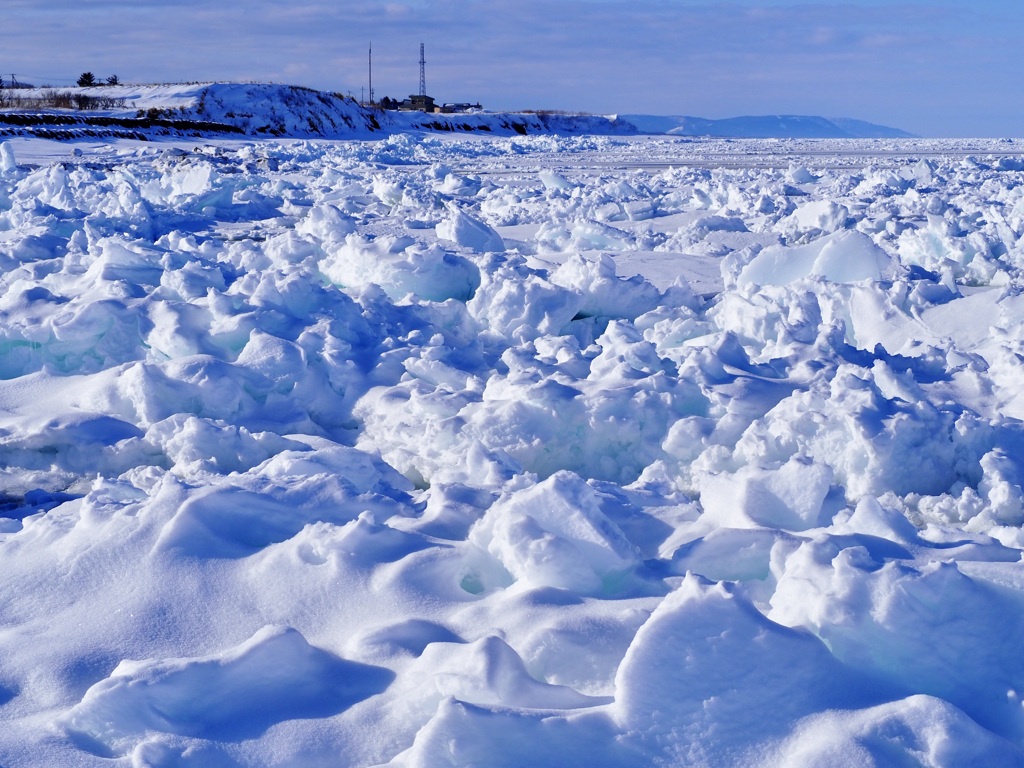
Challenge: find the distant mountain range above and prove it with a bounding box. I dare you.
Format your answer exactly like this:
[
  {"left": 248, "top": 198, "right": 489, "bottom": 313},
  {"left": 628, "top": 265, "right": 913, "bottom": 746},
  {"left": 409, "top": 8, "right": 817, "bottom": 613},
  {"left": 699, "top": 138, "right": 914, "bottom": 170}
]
[{"left": 621, "top": 114, "right": 915, "bottom": 139}]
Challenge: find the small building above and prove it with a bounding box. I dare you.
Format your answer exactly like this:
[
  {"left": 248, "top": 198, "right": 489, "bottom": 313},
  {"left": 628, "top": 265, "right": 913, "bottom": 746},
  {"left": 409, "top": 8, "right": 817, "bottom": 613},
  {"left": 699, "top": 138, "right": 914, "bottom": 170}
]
[
  {"left": 400, "top": 94, "right": 436, "bottom": 112},
  {"left": 440, "top": 102, "right": 482, "bottom": 114},
  {"left": 377, "top": 96, "right": 482, "bottom": 114}
]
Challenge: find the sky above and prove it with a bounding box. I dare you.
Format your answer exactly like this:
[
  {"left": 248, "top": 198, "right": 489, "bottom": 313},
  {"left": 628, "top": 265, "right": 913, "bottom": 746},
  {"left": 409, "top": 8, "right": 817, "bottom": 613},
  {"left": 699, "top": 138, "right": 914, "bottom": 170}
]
[{"left": 3, "top": 0, "right": 1022, "bottom": 137}]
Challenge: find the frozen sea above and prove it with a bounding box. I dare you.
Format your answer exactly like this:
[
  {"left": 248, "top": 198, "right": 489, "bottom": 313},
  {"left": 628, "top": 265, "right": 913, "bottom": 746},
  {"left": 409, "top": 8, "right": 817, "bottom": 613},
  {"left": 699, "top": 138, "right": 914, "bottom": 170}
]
[{"left": 2, "top": 132, "right": 1024, "bottom": 766}]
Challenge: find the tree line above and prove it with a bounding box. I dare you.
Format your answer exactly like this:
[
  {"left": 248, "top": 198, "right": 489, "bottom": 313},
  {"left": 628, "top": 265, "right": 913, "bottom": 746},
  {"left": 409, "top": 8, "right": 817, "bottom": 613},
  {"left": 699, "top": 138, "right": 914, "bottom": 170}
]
[
  {"left": 76, "top": 73, "right": 120, "bottom": 87},
  {"left": 0, "top": 73, "right": 121, "bottom": 89}
]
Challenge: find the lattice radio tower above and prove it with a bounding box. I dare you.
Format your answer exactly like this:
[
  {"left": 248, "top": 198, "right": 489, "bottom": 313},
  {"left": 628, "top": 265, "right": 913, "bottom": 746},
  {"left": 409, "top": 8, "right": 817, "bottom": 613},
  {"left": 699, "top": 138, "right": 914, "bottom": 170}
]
[
  {"left": 368, "top": 42, "right": 374, "bottom": 105},
  {"left": 419, "top": 43, "right": 426, "bottom": 97}
]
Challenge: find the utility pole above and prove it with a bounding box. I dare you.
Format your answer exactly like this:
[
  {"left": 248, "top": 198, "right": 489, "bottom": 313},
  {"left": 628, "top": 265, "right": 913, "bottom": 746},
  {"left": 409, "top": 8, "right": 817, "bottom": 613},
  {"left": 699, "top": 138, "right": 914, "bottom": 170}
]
[
  {"left": 419, "top": 43, "right": 426, "bottom": 97},
  {"left": 369, "top": 43, "right": 374, "bottom": 105}
]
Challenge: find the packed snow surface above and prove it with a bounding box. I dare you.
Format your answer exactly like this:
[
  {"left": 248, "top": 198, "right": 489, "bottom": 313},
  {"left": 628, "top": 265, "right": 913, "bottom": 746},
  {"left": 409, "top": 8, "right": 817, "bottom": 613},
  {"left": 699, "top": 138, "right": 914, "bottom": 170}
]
[{"left": 3, "top": 132, "right": 1024, "bottom": 766}]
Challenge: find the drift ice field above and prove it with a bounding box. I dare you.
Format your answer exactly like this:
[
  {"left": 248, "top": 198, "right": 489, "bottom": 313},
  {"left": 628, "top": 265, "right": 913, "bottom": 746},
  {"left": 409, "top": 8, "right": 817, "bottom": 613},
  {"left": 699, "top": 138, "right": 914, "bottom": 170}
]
[{"left": 3, "top": 129, "right": 1024, "bottom": 767}]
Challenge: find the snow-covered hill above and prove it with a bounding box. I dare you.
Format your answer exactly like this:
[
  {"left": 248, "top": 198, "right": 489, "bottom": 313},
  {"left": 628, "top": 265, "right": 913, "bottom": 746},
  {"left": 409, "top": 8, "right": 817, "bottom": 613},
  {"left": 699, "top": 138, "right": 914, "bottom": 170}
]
[{"left": 0, "top": 82, "right": 636, "bottom": 140}]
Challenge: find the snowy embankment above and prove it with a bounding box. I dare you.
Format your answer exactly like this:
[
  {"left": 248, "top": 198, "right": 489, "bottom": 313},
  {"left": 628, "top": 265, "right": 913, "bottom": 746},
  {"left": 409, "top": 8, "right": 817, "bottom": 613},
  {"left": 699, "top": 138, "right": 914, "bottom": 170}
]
[
  {"left": 0, "top": 82, "right": 634, "bottom": 140},
  {"left": 3, "top": 133, "right": 1024, "bottom": 766}
]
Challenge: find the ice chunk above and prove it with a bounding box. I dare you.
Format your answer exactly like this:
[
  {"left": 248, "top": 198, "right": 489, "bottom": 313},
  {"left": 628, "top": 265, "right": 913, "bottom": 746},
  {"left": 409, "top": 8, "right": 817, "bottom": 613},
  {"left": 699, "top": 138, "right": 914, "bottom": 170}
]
[
  {"left": 737, "top": 230, "right": 893, "bottom": 286},
  {"left": 321, "top": 233, "right": 480, "bottom": 301},
  {"left": 436, "top": 203, "right": 505, "bottom": 253},
  {"left": 0, "top": 142, "right": 16, "bottom": 174},
  {"left": 437, "top": 172, "right": 482, "bottom": 196},
  {"left": 786, "top": 164, "right": 818, "bottom": 184},
  {"left": 469, "top": 471, "right": 642, "bottom": 594},
  {"left": 895, "top": 220, "right": 995, "bottom": 284},
  {"left": 550, "top": 253, "right": 662, "bottom": 320},
  {"left": 168, "top": 161, "right": 216, "bottom": 200},
  {"left": 831, "top": 496, "right": 920, "bottom": 543},
  {"left": 467, "top": 259, "right": 581, "bottom": 338},
  {"left": 295, "top": 203, "right": 356, "bottom": 242},
  {"left": 143, "top": 414, "right": 302, "bottom": 476},
  {"left": 698, "top": 456, "right": 834, "bottom": 531},
  {"left": 780, "top": 199, "right": 850, "bottom": 238},
  {"left": 770, "top": 544, "right": 1024, "bottom": 742},
  {"left": 538, "top": 169, "right": 574, "bottom": 191},
  {"left": 968, "top": 449, "right": 1024, "bottom": 531}
]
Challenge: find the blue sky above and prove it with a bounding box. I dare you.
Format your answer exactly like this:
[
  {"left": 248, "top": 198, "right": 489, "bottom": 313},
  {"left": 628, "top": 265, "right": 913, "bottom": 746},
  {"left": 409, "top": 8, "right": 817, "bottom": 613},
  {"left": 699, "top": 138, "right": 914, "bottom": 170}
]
[{"left": 3, "top": 0, "right": 1021, "bottom": 137}]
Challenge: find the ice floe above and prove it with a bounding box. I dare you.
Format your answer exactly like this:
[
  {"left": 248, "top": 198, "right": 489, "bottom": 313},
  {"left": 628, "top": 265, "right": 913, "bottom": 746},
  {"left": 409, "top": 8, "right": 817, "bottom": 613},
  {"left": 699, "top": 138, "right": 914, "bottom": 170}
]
[{"left": 1, "top": 134, "right": 1024, "bottom": 766}]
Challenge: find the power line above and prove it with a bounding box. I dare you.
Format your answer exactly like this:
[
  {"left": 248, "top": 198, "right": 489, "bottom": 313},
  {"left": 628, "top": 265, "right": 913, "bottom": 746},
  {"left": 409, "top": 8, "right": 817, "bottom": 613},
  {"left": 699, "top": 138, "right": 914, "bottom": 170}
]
[{"left": 4, "top": 73, "right": 78, "bottom": 84}]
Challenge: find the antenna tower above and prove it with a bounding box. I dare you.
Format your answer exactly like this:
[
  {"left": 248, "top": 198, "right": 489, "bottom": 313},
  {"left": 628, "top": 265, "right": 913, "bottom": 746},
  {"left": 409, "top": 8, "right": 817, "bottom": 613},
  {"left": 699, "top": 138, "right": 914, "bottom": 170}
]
[
  {"left": 368, "top": 43, "right": 374, "bottom": 104},
  {"left": 419, "top": 43, "right": 426, "bottom": 97}
]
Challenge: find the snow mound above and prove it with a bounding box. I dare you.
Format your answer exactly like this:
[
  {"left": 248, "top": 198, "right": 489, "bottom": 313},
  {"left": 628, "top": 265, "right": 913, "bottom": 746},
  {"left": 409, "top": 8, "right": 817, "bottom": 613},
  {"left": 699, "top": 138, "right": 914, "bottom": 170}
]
[
  {"left": 613, "top": 574, "right": 873, "bottom": 759},
  {"left": 61, "top": 626, "right": 392, "bottom": 757}
]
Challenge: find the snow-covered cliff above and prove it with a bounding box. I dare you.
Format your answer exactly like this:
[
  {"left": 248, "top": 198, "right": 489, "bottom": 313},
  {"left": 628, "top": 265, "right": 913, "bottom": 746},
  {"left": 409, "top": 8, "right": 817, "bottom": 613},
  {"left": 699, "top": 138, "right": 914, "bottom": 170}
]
[{"left": 0, "top": 82, "right": 636, "bottom": 140}]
